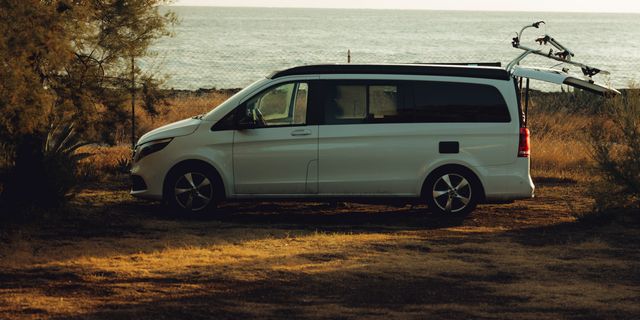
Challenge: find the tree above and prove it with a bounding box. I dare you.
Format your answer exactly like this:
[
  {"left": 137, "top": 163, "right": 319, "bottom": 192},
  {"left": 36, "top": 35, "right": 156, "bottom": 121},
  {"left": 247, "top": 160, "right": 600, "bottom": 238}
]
[
  {"left": 51, "top": 0, "right": 176, "bottom": 143},
  {"left": 0, "top": 0, "right": 72, "bottom": 145},
  {"left": 0, "top": 0, "right": 175, "bottom": 210}
]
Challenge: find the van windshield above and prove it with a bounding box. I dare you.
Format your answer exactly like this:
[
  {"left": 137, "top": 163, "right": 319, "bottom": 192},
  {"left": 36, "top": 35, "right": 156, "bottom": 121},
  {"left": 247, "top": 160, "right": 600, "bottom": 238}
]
[{"left": 203, "top": 78, "right": 270, "bottom": 120}]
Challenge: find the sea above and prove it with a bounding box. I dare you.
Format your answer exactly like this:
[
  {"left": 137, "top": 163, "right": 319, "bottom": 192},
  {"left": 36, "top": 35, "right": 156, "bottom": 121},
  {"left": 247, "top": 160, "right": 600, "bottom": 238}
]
[{"left": 147, "top": 7, "right": 640, "bottom": 90}]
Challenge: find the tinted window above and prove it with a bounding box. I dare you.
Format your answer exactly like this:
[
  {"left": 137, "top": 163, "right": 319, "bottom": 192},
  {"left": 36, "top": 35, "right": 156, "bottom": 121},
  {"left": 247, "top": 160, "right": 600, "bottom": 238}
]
[
  {"left": 369, "top": 85, "right": 398, "bottom": 119},
  {"left": 321, "top": 81, "right": 509, "bottom": 125},
  {"left": 324, "top": 85, "right": 367, "bottom": 124},
  {"left": 324, "top": 84, "right": 401, "bottom": 124},
  {"left": 410, "top": 82, "right": 510, "bottom": 123}
]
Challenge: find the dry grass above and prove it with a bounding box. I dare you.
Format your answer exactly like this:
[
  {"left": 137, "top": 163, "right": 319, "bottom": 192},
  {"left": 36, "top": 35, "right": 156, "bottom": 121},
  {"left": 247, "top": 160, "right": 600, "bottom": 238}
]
[
  {"left": 0, "top": 183, "right": 638, "bottom": 319},
  {"left": 528, "top": 110, "right": 594, "bottom": 182},
  {"left": 76, "top": 145, "right": 132, "bottom": 181},
  {"left": 77, "top": 91, "right": 233, "bottom": 180},
  {"left": 136, "top": 91, "right": 232, "bottom": 135}
]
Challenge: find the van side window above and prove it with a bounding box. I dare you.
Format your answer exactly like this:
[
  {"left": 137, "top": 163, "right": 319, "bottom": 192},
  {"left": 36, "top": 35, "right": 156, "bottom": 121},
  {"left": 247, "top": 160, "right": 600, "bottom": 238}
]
[
  {"left": 410, "top": 82, "right": 510, "bottom": 123},
  {"left": 245, "top": 82, "right": 308, "bottom": 127},
  {"left": 369, "top": 85, "right": 398, "bottom": 119},
  {"left": 293, "top": 83, "right": 308, "bottom": 124},
  {"left": 324, "top": 85, "right": 367, "bottom": 124},
  {"left": 322, "top": 81, "right": 509, "bottom": 125},
  {"left": 324, "top": 84, "right": 400, "bottom": 124}
]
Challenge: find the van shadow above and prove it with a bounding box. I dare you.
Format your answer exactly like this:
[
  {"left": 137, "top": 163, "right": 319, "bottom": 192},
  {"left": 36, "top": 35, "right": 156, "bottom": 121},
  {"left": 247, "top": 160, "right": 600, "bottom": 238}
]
[
  {"left": 121, "top": 200, "right": 463, "bottom": 232},
  {"left": 18, "top": 199, "right": 463, "bottom": 267}
]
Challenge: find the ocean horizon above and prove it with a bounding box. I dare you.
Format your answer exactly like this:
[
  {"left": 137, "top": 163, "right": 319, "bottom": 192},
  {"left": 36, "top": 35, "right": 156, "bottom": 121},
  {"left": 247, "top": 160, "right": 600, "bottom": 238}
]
[{"left": 147, "top": 6, "right": 640, "bottom": 90}]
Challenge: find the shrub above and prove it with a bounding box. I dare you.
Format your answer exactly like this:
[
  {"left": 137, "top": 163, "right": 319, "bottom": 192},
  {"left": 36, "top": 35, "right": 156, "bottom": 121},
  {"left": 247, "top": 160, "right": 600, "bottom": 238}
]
[
  {"left": 76, "top": 145, "right": 132, "bottom": 181},
  {"left": 1, "top": 123, "right": 90, "bottom": 211},
  {"left": 589, "top": 89, "right": 640, "bottom": 212},
  {"left": 530, "top": 89, "right": 606, "bottom": 114}
]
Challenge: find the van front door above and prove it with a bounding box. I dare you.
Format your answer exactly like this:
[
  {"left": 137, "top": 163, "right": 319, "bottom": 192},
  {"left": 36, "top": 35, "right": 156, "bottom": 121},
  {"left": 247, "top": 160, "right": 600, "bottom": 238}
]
[{"left": 233, "top": 82, "right": 319, "bottom": 195}]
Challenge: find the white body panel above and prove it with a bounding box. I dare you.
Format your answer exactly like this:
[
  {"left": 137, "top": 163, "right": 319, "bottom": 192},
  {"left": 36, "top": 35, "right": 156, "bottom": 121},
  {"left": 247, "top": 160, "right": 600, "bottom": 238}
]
[
  {"left": 130, "top": 70, "right": 535, "bottom": 205},
  {"left": 131, "top": 124, "right": 234, "bottom": 200},
  {"left": 317, "top": 123, "right": 518, "bottom": 196},
  {"left": 233, "top": 126, "right": 318, "bottom": 194}
]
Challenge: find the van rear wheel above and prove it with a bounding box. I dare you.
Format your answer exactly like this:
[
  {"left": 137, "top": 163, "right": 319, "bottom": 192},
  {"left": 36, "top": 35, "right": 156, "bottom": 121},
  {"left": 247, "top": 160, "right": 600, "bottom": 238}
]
[{"left": 425, "top": 168, "right": 478, "bottom": 217}]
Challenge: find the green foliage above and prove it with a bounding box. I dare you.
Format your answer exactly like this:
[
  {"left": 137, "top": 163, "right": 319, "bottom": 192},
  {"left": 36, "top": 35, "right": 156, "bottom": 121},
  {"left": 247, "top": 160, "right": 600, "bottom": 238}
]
[
  {"left": 50, "top": 0, "right": 177, "bottom": 143},
  {"left": 0, "top": 0, "right": 71, "bottom": 142},
  {"left": 0, "top": 0, "right": 176, "bottom": 144},
  {"left": 1, "top": 122, "right": 90, "bottom": 210},
  {"left": 44, "top": 123, "right": 92, "bottom": 163},
  {"left": 116, "top": 156, "right": 132, "bottom": 174},
  {"left": 589, "top": 89, "right": 640, "bottom": 212},
  {"left": 141, "top": 76, "right": 168, "bottom": 117},
  {"left": 0, "top": 0, "right": 175, "bottom": 210}
]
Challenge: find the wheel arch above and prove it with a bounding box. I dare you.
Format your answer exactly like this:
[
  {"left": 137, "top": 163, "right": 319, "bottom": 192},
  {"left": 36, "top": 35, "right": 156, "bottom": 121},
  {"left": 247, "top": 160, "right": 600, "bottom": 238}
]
[
  {"left": 421, "top": 164, "right": 486, "bottom": 202},
  {"left": 163, "top": 159, "right": 226, "bottom": 202}
]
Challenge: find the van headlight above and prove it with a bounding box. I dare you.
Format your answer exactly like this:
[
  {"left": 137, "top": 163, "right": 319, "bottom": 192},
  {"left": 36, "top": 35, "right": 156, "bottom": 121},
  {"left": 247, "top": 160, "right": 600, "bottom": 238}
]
[{"left": 134, "top": 138, "right": 173, "bottom": 163}]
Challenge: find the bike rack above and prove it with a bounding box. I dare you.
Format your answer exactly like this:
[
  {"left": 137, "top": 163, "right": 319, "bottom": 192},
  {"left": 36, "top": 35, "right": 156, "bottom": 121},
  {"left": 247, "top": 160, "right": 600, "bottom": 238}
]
[{"left": 506, "top": 21, "right": 608, "bottom": 80}]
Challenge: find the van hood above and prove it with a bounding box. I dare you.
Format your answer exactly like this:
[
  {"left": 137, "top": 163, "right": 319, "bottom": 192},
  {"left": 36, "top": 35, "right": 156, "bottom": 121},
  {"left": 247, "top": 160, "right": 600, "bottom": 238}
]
[{"left": 137, "top": 117, "right": 201, "bottom": 146}]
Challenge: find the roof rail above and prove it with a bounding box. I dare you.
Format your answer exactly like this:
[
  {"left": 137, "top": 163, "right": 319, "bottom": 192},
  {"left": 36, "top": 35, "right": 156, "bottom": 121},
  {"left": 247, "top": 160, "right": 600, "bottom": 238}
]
[
  {"left": 415, "top": 62, "right": 502, "bottom": 67},
  {"left": 269, "top": 64, "right": 510, "bottom": 81}
]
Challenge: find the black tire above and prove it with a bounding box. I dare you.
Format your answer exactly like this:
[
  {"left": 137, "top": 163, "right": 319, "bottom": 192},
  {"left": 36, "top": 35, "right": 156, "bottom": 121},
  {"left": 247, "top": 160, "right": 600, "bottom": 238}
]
[
  {"left": 165, "top": 164, "right": 219, "bottom": 215},
  {"left": 424, "top": 167, "right": 479, "bottom": 217}
]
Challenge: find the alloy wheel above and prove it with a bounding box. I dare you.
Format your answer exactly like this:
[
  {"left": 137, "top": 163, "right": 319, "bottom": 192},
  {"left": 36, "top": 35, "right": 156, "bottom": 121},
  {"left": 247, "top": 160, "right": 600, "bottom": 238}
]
[
  {"left": 173, "top": 172, "right": 213, "bottom": 212},
  {"left": 431, "top": 173, "right": 472, "bottom": 213}
]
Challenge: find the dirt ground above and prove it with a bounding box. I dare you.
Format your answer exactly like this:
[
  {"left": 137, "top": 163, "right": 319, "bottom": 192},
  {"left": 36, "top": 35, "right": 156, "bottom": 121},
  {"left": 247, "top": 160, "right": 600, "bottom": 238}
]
[{"left": 0, "top": 179, "right": 639, "bottom": 319}]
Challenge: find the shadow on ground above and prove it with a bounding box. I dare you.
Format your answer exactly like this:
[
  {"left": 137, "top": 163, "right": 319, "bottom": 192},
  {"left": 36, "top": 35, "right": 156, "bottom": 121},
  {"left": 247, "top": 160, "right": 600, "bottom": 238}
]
[{"left": 2, "top": 184, "right": 639, "bottom": 320}]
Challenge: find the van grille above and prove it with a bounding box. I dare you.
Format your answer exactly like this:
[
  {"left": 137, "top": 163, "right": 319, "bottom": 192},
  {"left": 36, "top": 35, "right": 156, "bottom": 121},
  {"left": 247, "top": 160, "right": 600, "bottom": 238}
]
[{"left": 131, "top": 175, "right": 147, "bottom": 191}]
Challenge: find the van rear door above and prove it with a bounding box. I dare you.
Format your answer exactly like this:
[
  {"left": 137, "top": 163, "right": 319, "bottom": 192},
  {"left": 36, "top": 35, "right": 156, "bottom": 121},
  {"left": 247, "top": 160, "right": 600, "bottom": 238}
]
[{"left": 512, "top": 66, "right": 620, "bottom": 96}]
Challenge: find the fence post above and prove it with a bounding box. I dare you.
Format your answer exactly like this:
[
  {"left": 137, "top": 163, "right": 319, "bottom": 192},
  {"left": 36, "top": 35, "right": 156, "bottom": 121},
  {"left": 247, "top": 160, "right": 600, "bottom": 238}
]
[{"left": 131, "top": 56, "right": 136, "bottom": 151}]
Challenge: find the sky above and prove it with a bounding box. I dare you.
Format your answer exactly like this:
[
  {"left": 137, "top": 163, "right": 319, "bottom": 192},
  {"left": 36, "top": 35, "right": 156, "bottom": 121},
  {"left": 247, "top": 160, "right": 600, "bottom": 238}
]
[{"left": 172, "top": 0, "right": 640, "bottom": 13}]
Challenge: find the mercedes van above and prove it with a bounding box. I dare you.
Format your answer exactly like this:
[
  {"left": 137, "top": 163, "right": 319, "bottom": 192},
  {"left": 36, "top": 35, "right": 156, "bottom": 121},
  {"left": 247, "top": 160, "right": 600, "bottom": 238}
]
[{"left": 130, "top": 63, "right": 617, "bottom": 216}]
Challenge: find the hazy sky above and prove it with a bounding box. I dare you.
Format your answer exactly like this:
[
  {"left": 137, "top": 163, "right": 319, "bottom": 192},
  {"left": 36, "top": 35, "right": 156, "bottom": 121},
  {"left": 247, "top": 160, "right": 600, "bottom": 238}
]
[{"left": 172, "top": 0, "right": 640, "bottom": 13}]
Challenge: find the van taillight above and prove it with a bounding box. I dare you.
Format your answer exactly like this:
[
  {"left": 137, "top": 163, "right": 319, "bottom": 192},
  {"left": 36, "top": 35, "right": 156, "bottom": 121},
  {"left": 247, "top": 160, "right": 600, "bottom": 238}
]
[{"left": 518, "top": 127, "right": 530, "bottom": 158}]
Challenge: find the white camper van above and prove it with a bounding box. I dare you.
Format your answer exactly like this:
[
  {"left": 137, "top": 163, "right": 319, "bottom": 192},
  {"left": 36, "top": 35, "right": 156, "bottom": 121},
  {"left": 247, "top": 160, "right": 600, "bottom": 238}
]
[{"left": 130, "top": 22, "right": 618, "bottom": 217}]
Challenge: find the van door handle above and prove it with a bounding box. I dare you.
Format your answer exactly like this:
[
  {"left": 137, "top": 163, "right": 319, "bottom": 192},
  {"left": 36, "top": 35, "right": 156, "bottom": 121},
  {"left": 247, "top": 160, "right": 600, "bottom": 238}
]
[{"left": 290, "top": 129, "right": 312, "bottom": 136}]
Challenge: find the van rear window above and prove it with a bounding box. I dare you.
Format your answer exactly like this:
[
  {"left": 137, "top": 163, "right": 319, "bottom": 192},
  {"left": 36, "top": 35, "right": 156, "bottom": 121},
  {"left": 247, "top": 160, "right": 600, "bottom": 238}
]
[{"left": 410, "top": 82, "right": 510, "bottom": 123}]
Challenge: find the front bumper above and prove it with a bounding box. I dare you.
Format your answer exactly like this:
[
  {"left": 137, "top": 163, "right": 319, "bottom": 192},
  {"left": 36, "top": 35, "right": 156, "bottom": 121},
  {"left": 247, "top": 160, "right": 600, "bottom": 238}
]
[{"left": 129, "top": 156, "right": 167, "bottom": 201}]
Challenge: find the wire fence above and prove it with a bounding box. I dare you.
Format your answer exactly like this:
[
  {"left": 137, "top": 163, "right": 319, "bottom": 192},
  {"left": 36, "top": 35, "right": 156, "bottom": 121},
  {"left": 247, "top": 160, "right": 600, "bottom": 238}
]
[
  {"left": 138, "top": 7, "right": 640, "bottom": 92},
  {"left": 141, "top": 51, "right": 638, "bottom": 92}
]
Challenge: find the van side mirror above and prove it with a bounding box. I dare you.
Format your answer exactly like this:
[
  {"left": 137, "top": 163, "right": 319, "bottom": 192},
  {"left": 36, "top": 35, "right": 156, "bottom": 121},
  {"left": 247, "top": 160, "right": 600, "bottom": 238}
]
[{"left": 236, "top": 106, "right": 257, "bottom": 130}]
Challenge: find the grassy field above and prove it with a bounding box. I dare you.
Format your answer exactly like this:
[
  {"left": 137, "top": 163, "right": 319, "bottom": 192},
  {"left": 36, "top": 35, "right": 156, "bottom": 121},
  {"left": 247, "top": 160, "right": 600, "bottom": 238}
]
[{"left": 1, "top": 91, "right": 639, "bottom": 319}]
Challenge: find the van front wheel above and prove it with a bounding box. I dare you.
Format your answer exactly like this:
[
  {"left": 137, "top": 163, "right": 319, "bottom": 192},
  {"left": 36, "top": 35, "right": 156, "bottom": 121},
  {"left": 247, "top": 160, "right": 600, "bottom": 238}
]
[
  {"left": 425, "top": 169, "right": 478, "bottom": 217},
  {"left": 166, "top": 165, "right": 217, "bottom": 215}
]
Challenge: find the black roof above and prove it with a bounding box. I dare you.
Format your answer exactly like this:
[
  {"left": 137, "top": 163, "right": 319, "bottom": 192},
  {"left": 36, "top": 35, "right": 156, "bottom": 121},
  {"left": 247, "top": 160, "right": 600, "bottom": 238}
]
[{"left": 268, "top": 63, "right": 510, "bottom": 81}]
